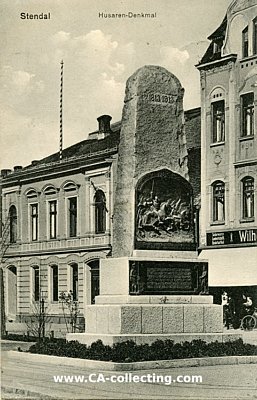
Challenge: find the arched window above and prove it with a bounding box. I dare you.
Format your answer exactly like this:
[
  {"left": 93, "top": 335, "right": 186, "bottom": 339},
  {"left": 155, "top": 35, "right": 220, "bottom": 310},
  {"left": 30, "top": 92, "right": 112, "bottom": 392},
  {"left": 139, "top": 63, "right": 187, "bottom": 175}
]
[
  {"left": 94, "top": 190, "right": 106, "bottom": 234},
  {"left": 50, "top": 265, "right": 59, "bottom": 302},
  {"left": 32, "top": 266, "right": 40, "bottom": 302},
  {"left": 212, "top": 181, "right": 225, "bottom": 222},
  {"left": 242, "top": 177, "right": 254, "bottom": 219},
  {"left": 9, "top": 205, "right": 17, "bottom": 243},
  {"left": 88, "top": 259, "right": 99, "bottom": 304},
  {"left": 68, "top": 263, "right": 78, "bottom": 301}
]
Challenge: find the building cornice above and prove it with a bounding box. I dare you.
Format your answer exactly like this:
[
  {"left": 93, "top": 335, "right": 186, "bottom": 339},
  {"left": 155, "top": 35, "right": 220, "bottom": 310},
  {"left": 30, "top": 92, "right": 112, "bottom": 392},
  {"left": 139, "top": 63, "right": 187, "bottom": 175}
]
[
  {"left": 1, "top": 148, "right": 118, "bottom": 188},
  {"left": 3, "top": 244, "right": 112, "bottom": 258},
  {"left": 196, "top": 54, "right": 237, "bottom": 71}
]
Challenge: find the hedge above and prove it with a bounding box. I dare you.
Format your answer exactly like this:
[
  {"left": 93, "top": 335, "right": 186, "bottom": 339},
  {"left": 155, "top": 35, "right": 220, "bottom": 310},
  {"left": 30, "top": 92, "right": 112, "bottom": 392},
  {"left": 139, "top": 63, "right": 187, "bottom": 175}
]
[{"left": 27, "top": 338, "right": 257, "bottom": 363}]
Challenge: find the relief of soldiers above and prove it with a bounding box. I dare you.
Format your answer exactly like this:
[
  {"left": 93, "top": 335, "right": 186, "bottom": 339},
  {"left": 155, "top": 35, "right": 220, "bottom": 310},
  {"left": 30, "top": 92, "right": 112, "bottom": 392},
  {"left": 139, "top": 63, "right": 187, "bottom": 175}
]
[{"left": 137, "top": 185, "right": 191, "bottom": 237}]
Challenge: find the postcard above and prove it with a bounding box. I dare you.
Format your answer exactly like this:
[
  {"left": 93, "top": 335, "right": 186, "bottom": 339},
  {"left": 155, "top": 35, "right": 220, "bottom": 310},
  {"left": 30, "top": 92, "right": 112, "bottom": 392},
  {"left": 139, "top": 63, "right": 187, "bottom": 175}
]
[{"left": 1, "top": 1, "right": 257, "bottom": 399}]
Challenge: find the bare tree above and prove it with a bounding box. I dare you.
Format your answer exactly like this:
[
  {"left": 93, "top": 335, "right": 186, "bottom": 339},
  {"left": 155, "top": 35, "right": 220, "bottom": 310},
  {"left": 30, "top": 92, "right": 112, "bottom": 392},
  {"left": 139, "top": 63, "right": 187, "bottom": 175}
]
[
  {"left": 26, "top": 293, "right": 52, "bottom": 340},
  {"left": 0, "top": 211, "right": 11, "bottom": 337},
  {"left": 59, "top": 290, "right": 80, "bottom": 333}
]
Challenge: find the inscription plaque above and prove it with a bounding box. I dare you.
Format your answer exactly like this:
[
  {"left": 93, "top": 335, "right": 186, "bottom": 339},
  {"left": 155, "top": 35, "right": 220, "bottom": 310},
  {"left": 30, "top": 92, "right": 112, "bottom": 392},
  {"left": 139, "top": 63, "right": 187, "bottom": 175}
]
[{"left": 129, "top": 261, "right": 208, "bottom": 295}]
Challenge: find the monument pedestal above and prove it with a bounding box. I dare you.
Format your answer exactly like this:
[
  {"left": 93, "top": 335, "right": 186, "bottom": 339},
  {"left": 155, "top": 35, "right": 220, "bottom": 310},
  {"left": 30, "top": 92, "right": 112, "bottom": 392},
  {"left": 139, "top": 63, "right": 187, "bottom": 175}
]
[{"left": 67, "top": 257, "right": 242, "bottom": 345}]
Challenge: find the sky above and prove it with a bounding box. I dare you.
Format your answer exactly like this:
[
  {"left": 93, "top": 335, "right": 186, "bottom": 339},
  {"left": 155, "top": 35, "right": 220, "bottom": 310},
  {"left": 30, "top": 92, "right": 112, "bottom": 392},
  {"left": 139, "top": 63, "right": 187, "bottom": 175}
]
[{"left": 0, "top": 0, "right": 231, "bottom": 170}]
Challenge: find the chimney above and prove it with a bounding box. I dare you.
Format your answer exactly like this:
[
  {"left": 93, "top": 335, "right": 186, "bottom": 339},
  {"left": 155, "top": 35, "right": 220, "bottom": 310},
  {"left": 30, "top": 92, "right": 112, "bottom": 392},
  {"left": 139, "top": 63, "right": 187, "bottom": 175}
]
[
  {"left": 13, "top": 165, "right": 23, "bottom": 172},
  {"left": 97, "top": 115, "right": 112, "bottom": 140},
  {"left": 1, "top": 169, "right": 12, "bottom": 178},
  {"left": 31, "top": 160, "right": 39, "bottom": 166}
]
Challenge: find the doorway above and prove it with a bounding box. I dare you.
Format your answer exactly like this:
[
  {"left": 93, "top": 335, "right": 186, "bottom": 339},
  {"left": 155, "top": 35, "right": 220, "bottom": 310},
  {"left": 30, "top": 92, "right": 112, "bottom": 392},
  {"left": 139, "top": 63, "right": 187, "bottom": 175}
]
[{"left": 88, "top": 260, "right": 99, "bottom": 304}]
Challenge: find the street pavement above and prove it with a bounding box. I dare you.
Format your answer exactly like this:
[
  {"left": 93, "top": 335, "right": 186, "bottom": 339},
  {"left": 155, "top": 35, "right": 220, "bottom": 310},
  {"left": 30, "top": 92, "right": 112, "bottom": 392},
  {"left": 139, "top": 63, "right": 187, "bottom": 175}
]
[{"left": 1, "top": 331, "right": 257, "bottom": 400}]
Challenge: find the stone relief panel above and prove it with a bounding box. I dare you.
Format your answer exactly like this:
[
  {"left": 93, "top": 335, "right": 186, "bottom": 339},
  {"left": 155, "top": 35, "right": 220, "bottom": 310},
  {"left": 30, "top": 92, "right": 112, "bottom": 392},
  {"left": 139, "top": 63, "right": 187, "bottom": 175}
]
[{"left": 135, "top": 169, "right": 195, "bottom": 250}]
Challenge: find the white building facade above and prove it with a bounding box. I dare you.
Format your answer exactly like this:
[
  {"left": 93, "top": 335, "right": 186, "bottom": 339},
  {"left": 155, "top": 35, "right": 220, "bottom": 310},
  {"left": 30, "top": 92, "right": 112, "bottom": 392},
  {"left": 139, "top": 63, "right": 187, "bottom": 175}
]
[{"left": 197, "top": 0, "right": 257, "bottom": 308}]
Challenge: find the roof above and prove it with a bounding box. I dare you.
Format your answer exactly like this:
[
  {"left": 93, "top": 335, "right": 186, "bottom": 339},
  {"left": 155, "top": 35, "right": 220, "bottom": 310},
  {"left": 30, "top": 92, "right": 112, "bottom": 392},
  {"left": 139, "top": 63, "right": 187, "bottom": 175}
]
[
  {"left": 2, "top": 108, "right": 201, "bottom": 182},
  {"left": 28, "top": 121, "right": 121, "bottom": 167},
  {"left": 208, "top": 16, "right": 227, "bottom": 41},
  {"left": 198, "top": 16, "right": 228, "bottom": 65},
  {"left": 37, "top": 108, "right": 200, "bottom": 165}
]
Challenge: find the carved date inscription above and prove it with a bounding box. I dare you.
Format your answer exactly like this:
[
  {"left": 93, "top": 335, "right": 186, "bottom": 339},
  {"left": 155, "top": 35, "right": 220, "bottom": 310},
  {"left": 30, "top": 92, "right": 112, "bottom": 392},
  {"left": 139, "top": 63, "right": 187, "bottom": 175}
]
[{"left": 143, "top": 93, "right": 176, "bottom": 105}]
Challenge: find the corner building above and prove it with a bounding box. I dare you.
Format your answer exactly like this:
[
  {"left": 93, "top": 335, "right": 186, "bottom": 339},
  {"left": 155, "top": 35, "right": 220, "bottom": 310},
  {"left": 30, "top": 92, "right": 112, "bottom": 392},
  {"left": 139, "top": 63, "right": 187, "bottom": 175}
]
[
  {"left": 1, "top": 110, "right": 201, "bottom": 336},
  {"left": 197, "top": 0, "right": 257, "bottom": 309}
]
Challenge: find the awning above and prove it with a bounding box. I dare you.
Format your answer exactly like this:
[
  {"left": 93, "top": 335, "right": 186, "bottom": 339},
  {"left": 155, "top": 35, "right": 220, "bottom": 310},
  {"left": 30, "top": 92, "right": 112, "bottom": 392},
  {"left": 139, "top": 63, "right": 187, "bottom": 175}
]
[{"left": 199, "top": 247, "right": 257, "bottom": 287}]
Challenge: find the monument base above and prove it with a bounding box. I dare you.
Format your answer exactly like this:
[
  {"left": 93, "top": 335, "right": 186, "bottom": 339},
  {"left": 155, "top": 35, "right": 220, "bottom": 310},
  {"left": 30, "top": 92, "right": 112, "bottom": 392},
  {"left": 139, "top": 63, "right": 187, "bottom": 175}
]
[
  {"left": 67, "top": 301, "right": 242, "bottom": 345},
  {"left": 66, "top": 257, "right": 242, "bottom": 345}
]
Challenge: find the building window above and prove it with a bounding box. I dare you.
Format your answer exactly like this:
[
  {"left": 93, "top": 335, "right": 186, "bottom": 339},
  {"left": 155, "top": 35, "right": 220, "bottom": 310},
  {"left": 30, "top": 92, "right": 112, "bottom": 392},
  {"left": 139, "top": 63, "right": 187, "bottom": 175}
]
[
  {"left": 242, "top": 177, "right": 254, "bottom": 219},
  {"left": 68, "top": 197, "right": 77, "bottom": 237},
  {"left": 9, "top": 205, "right": 17, "bottom": 243},
  {"left": 32, "top": 266, "right": 40, "bottom": 302},
  {"left": 212, "top": 101, "right": 225, "bottom": 143},
  {"left": 51, "top": 265, "right": 58, "bottom": 302},
  {"left": 241, "top": 93, "right": 254, "bottom": 137},
  {"left": 31, "top": 204, "right": 38, "bottom": 241},
  {"left": 253, "top": 18, "right": 257, "bottom": 55},
  {"left": 213, "top": 181, "right": 225, "bottom": 222},
  {"left": 94, "top": 190, "right": 106, "bottom": 234},
  {"left": 69, "top": 263, "right": 78, "bottom": 301},
  {"left": 49, "top": 200, "right": 57, "bottom": 239},
  {"left": 242, "top": 26, "right": 249, "bottom": 58}
]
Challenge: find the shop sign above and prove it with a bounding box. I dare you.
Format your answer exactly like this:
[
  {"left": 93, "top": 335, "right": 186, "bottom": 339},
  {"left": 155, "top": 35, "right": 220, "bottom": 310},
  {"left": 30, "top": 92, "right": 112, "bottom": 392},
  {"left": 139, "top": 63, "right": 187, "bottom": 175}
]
[{"left": 206, "top": 229, "right": 257, "bottom": 246}]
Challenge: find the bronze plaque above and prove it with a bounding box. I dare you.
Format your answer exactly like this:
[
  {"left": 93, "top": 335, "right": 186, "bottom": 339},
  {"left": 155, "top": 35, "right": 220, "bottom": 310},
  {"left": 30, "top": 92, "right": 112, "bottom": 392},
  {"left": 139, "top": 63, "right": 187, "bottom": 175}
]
[{"left": 129, "top": 261, "right": 208, "bottom": 295}]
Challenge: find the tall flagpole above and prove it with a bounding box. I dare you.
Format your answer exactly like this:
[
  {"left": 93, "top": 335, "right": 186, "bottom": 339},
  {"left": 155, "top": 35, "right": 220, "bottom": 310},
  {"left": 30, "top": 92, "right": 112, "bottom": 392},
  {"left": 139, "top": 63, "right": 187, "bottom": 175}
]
[{"left": 59, "top": 60, "right": 64, "bottom": 161}]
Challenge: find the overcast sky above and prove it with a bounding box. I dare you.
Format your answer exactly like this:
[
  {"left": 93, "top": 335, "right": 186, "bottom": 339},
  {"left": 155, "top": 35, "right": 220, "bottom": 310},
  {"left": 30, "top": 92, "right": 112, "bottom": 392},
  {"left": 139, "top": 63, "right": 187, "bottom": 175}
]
[{"left": 1, "top": 0, "right": 231, "bottom": 170}]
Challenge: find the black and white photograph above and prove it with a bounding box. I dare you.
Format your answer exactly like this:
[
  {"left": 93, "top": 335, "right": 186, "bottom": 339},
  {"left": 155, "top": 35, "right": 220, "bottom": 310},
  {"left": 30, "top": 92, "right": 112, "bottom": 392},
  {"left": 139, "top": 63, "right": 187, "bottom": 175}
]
[{"left": 1, "top": 0, "right": 257, "bottom": 399}]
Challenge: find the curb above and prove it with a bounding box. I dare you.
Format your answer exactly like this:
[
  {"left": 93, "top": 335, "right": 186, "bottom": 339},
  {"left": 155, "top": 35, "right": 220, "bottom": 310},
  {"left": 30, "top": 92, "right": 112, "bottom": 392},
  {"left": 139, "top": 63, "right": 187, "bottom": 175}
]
[{"left": 6, "top": 350, "right": 257, "bottom": 371}]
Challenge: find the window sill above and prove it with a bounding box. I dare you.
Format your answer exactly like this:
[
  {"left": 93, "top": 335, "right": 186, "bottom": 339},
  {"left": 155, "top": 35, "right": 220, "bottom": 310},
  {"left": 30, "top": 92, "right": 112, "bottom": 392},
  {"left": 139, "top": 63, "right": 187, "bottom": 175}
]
[
  {"left": 240, "top": 218, "right": 255, "bottom": 223},
  {"left": 239, "top": 135, "right": 254, "bottom": 142},
  {"left": 210, "top": 221, "right": 225, "bottom": 226},
  {"left": 210, "top": 141, "right": 225, "bottom": 147}
]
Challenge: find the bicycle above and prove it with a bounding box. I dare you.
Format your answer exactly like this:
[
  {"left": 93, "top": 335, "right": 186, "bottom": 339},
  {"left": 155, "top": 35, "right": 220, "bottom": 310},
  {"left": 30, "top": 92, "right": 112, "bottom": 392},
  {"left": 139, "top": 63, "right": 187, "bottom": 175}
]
[{"left": 240, "top": 307, "right": 257, "bottom": 331}]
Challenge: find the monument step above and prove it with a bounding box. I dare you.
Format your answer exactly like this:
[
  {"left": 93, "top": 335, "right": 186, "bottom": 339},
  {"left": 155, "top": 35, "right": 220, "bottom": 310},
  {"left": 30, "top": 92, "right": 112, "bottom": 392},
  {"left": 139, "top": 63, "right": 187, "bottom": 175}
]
[
  {"left": 95, "top": 295, "right": 213, "bottom": 305},
  {"left": 132, "top": 250, "right": 200, "bottom": 260}
]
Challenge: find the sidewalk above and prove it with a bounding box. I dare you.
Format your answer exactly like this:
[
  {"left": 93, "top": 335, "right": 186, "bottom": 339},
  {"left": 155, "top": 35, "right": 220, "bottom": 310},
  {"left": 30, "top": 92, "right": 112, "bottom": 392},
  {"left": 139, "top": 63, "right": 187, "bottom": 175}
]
[
  {"left": 222, "top": 327, "right": 257, "bottom": 345},
  {"left": 1, "top": 334, "right": 257, "bottom": 400}
]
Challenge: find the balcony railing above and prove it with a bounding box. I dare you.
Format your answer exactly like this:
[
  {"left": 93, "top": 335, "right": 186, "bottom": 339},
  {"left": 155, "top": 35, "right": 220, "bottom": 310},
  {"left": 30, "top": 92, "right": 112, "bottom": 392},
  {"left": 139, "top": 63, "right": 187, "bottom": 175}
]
[{"left": 5, "top": 234, "right": 111, "bottom": 255}]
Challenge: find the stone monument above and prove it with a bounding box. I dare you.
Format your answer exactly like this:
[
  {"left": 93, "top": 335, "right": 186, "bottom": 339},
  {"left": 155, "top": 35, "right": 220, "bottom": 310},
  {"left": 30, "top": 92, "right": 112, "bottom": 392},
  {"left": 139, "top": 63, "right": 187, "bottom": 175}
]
[{"left": 67, "top": 66, "right": 240, "bottom": 345}]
